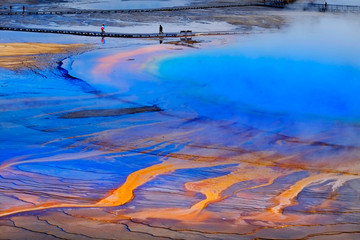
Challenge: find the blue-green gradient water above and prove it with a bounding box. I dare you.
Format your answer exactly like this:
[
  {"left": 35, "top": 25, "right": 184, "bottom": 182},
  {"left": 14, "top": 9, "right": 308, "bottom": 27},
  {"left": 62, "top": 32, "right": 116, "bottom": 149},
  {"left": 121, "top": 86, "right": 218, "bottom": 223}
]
[
  {"left": 67, "top": 16, "right": 360, "bottom": 148},
  {"left": 1, "top": 12, "right": 360, "bottom": 239},
  {"left": 154, "top": 17, "right": 360, "bottom": 123},
  {"left": 156, "top": 50, "right": 360, "bottom": 122}
]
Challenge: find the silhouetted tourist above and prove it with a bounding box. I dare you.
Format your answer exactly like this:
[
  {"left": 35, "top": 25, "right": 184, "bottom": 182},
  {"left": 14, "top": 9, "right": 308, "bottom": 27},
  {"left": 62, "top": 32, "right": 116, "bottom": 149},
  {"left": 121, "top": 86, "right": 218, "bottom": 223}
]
[
  {"left": 101, "top": 24, "right": 105, "bottom": 35},
  {"left": 22, "top": 5, "right": 25, "bottom": 14},
  {"left": 9, "top": 6, "right": 12, "bottom": 13},
  {"left": 325, "top": 2, "right": 327, "bottom": 8},
  {"left": 159, "top": 25, "right": 163, "bottom": 34}
]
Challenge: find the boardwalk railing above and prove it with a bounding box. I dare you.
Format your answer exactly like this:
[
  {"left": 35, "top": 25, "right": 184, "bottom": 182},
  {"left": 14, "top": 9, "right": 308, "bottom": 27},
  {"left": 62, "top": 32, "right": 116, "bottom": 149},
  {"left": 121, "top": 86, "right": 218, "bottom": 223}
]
[
  {"left": 301, "top": 3, "right": 360, "bottom": 13},
  {"left": 0, "top": 3, "right": 286, "bottom": 16},
  {"left": 0, "top": 26, "right": 236, "bottom": 38},
  {"left": 1, "top": 3, "right": 358, "bottom": 16}
]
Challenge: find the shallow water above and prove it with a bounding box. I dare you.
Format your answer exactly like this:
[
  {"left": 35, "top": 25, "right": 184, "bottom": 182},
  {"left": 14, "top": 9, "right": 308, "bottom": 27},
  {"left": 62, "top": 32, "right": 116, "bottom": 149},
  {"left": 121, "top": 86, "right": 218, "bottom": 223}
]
[{"left": 0, "top": 15, "right": 360, "bottom": 239}]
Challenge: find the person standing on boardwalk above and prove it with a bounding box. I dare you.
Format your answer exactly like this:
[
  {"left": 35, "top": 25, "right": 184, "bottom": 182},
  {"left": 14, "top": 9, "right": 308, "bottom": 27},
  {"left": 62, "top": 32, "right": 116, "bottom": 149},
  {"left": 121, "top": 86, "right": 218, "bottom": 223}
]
[
  {"left": 159, "top": 25, "right": 163, "bottom": 34},
  {"left": 101, "top": 24, "right": 105, "bottom": 35}
]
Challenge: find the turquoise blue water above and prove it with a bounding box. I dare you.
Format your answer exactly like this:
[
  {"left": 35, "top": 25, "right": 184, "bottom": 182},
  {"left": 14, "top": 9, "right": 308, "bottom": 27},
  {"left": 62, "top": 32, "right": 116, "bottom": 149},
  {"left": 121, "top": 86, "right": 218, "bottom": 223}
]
[
  {"left": 153, "top": 17, "right": 360, "bottom": 123},
  {"left": 66, "top": 17, "right": 360, "bottom": 147},
  {"left": 157, "top": 52, "right": 360, "bottom": 122},
  {"left": 1, "top": 16, "right": 360, "bottom": 236}
]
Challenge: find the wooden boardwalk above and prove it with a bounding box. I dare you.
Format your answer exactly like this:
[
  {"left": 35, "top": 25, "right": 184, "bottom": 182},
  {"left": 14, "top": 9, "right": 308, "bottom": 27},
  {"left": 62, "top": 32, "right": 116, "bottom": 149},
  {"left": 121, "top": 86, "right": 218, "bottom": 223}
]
[
  {"left": 0, "top": 3, "right": 282, "bottom": 16},
  {"left": 0, "top": 26, "right": 235, "bottom": 38},
  {"left": 302, "top": 3, "right": 360, "bottom": 13},
  {"left": 1, "top": 2, "right": 358, "bottom": 39},
  {"left": 0, "top": 2, "right": 358, "bottom": 16}
]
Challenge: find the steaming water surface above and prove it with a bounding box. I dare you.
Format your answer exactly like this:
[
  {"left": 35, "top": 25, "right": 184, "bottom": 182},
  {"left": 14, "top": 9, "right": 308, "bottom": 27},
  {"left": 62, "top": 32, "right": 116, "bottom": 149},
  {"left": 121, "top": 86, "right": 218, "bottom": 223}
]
[
  {"left": 312, "top": 0, "right": 360, "bottom": 5},
  {"left": 63, "top": 17, "right": 360, "bottom": 236},
  {"left": 70, "top": 16, "right": 360, "bottom": 124},
  {"left": 1, "top": 15, "right": 360, "bottom": 239},
  {"left": 155, "top": 40, "right": 360, "bottom": 123}
]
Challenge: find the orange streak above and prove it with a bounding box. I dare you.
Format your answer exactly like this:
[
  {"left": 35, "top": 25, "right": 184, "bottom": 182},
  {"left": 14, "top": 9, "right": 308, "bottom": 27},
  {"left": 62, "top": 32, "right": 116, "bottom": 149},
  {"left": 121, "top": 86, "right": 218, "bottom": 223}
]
[
  {"left": 0, "top": 202, "right": 93, "bottom": 218},
  {"left": 0, "top": 151, "right": 276, "bottom": 219},
  {"left": 269, "top": 173, "right": 337, "bottom": 215},
  {"left": 187, "top": 170, "right": 247, "bottom": 211},
  {"left": 186, "top": 166, "right": 284, "bottom": 212},
  {"left": 96, "top": 162, "right": 177, "bottom": 206},
  {"left": 126, "top": 207, "right": 212, "bottom": 222},
  {"left": 96, "top": 152, "right": 274, "bottom": 207},
  {"left": 0, "top": 151, "right": 104, "bottom": 171}
]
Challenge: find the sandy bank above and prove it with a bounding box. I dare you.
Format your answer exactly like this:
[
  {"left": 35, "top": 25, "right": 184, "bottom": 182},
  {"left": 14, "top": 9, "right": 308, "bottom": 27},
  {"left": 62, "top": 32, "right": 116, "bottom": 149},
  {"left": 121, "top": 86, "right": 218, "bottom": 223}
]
[{"left": 0, "top": 42, "right": 87, "bottom": 70}]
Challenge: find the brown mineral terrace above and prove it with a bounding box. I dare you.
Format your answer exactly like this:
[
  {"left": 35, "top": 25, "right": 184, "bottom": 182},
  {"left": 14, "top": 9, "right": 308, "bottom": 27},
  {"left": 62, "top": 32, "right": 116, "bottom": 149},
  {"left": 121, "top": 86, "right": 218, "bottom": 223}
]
[{"left": 0, "top": 42, "right": 87, "bottom": 69}]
